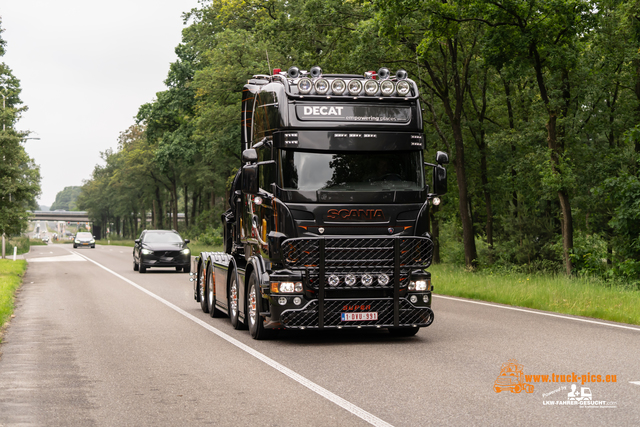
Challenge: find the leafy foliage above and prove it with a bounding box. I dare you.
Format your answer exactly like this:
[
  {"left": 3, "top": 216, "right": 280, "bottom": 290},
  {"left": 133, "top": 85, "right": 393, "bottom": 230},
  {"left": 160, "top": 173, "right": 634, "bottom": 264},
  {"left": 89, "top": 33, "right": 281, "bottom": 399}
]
[{"left": 75, "top": 0, "right": 640, "bottom": 285}]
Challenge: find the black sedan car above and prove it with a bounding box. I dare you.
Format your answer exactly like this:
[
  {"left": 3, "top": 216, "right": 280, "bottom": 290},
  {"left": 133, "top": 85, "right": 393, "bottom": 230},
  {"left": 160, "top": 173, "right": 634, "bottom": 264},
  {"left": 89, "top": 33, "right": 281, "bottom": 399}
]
[{"left": 133, "top": 230, "right": 191, "bottom": 273}]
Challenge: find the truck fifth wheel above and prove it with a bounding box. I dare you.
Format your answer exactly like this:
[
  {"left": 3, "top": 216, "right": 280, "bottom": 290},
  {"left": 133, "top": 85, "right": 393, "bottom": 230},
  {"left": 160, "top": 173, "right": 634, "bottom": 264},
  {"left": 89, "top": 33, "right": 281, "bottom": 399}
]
[{"left": 192, "top": 66, "right": 449, "bottom": 339}]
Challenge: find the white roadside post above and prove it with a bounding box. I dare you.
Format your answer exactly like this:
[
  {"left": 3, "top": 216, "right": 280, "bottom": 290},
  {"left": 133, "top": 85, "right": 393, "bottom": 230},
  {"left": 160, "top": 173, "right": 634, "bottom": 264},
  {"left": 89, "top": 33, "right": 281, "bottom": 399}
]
[{"left": 13, "top": 246, "right": 17, "bottom": 261}]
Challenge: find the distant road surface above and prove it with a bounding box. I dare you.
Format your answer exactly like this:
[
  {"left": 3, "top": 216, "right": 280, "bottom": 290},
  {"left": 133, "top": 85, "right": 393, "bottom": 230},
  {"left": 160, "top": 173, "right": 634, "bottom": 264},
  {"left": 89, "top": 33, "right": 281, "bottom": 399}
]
[{"left": 1, "top": 243, "right": 639, "bottom": 426}]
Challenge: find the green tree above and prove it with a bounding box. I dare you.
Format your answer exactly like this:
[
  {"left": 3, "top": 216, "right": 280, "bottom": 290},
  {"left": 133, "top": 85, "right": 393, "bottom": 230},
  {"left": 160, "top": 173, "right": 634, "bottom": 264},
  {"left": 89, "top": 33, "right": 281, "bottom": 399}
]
[
  {"left": 50, "top": 186, "right": 81, "bottom": 210},
  {"left": 0, "top": 18, "right": 41, "bottom": 258}
]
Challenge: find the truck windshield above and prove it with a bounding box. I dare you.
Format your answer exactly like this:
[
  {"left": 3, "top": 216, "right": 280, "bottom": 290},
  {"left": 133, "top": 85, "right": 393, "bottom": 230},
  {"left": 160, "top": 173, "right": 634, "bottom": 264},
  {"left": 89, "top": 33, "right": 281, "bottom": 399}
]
[{"left": 280, "top": 150, "right": 424, "bottom": 192}]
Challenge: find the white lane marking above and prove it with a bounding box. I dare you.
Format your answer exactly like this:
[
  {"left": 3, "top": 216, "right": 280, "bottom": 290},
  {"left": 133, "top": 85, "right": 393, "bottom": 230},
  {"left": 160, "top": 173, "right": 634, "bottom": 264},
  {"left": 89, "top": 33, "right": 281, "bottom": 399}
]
[
  {"left": 434, "top": 295, "right": 640, "bottom": 332},
  {"left": 71, "top": 250, "right": 393, "bottom": 427},
  {"left": 29, "top": 254, "right": 86, "bottom": 262},
  {"left": 630, "top": 381, "right": 640, "bottom": 386}
]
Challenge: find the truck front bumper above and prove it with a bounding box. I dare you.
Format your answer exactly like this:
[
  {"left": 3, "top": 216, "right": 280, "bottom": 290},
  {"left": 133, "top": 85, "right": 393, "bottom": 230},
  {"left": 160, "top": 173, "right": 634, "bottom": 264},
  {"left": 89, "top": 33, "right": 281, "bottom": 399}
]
[{"left": 265, "top": 296, "right": 434, "bottom": 330}]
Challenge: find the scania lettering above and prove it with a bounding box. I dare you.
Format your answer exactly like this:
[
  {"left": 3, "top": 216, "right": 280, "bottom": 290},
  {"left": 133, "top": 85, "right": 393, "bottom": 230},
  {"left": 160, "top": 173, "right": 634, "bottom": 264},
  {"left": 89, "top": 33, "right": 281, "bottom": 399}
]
[{"left": 191, "top": 66, "right": 449, "bottom": 339}]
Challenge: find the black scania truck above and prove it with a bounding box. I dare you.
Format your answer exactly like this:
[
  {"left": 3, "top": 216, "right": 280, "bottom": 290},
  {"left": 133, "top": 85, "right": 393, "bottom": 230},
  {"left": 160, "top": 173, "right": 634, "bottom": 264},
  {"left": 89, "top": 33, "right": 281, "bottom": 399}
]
[{"left": 192, "top": 66, "right": 448, "bottom": 339}]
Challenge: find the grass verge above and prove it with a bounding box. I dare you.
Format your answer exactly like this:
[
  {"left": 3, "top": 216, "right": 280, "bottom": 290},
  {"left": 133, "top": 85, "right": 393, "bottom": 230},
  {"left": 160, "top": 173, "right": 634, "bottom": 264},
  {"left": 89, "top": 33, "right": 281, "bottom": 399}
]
[
  {"left": 430, "top": 264, "right": 640, "bottom": 326},
  {"left": 6, "top": 237, "right": 46, "bottom": 255},
  {"left": 0, "top": 259, "right": 27, "bottom": 343}
]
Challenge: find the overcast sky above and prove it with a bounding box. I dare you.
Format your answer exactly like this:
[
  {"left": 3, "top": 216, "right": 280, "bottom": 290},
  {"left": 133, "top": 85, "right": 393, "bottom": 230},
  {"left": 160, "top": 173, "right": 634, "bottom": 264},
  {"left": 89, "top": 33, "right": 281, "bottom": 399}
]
[{"left": 2, "top": 0, "right": 201, "bottom": 207}]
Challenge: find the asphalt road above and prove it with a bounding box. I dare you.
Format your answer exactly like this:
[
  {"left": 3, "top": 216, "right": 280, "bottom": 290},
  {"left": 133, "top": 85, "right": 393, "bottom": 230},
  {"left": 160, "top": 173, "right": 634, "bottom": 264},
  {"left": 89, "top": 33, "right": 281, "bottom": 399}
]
[{"left": 1, "top": 243, "right": 639, "bottom": 426}]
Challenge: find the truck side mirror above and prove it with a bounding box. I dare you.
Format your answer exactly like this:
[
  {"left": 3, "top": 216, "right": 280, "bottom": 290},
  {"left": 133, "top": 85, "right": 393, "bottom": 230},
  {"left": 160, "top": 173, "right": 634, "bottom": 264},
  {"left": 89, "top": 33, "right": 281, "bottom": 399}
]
[
  {"left": 436, "top": 151, "right": 449, "bottom": 165},
  {"left": 433, "top": 164, "right": 447, "bottom": 195},
  {"left": 242, "top": 164, "right": 259, "bottom": 194},
  {"left": 242, "top": 148, "right": 258, "bottom": 163}
]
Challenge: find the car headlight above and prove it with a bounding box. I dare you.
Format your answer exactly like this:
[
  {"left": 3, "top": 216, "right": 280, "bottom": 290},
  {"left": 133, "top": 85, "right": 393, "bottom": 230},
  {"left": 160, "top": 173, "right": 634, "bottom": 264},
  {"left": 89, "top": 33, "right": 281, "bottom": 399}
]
[
  {"left": 90, "top": 239, "right": 95, "bottom": 244},
  {"left": 74, "top": 240, "right": 80, "bottom": 244},
  {"left": 141, "top": 249, "right": 154, "bottom": 255},
  {"left": 182, "top": 248, "right": 190, "bottom": 255}
]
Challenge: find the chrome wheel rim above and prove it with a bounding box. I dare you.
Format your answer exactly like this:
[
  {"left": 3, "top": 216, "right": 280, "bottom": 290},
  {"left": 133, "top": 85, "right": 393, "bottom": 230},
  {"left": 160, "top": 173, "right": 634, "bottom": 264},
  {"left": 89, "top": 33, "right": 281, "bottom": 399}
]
[
  {"left": 199, "top": 270, "right": 205, "bottom": 301},
  {"left": 208, "top": 275, "right": 214, "bottom": 307},
  {"left": 230, "top": 278, "right": 238, "bottom": 317},
  {"left": 249, "top": 284, "right": 257, "bottom": 326}
]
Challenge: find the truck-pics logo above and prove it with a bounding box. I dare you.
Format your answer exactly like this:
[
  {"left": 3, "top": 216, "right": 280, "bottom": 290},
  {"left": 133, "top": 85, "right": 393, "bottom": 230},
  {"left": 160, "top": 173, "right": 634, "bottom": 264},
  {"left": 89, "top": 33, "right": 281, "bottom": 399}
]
[
  {"left": 494, "top": 359, "right": 534, "bottom": 394},
  {"left": 327, "top": 209, "right": 385, "bottom": 221}
]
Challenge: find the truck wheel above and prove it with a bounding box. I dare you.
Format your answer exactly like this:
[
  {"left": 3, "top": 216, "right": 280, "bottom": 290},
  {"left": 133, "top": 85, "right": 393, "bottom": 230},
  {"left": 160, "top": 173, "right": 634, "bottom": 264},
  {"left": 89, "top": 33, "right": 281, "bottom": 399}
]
[
  {"left": 200, "top": 263, "right": 209, "bottom": 313},
  {"left": 388, "top": 327, "right": 420, "bottom": 337},
  {"left": 512, "top": 384, "right": 522, "bottom": 393},
  {"left": 247, "top": 272, "right": 274, "bottom": 340},
  {"left": 207, "top": 263, "right": 224, "bottom": 318},
  {"left": 229, "top": 271, "right": 244, "bottom": 329}
]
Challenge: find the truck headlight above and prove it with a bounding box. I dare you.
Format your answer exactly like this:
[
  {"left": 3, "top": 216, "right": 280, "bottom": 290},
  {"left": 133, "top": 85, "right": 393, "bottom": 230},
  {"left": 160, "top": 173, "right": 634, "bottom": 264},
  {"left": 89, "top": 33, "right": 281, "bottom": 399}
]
[
  {"left": 397, "top": 80, "right": 411, "bottom": 96},
  {"left": 348, "top": 79, "right": 362, "bottom": 95},
  {"left": 270, "top": 282, "right": 303, "bottom": 293},
  {"left": 380, "top": 80, "right": 395, "bottom": 96},
  {"left": 315, "top": 78, "right": 329, "bottom": 95},
  {"left": 141, "top": 249, "right": 154, "bottom": 255},
  {"left": 298, "top": 78, "right": 312, "bottom": 94},
  {"left": 408, "top": 280, "right": 428, "bottom": 291},
  {"left": 331, "top": 79, "right": 346, "bottom": 95},
  {"left": 364, "top": 80, "right": 379, "bottom": 96}
]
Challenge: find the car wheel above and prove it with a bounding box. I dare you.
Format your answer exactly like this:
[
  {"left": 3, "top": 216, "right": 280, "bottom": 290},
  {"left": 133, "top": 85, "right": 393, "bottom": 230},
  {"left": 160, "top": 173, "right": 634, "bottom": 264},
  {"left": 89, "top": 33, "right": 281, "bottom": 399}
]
[
  {"left": 139, "top": 265, "right": 146, "bottom": 273},
  {"left": 207, "top": 263, "right": 224, "bottom": 318},
  {"left": 176, "top": 266, "right": 183, "bottom": 272},
  {"left": 73, "top": 244, "right": 77, "bottom": 248},
  {"left": 91, "top": 245, "right": 95, "bottom": 248},
  {"left": 184, "top": 264, "right": 191, "bottom": 274},
  {"left": 229, "top": 270, "right": 244, "bottom": 329},
  {"left": 197, "top": 263, "right": 208, "bottom": 313},
  {"left": 387, "top": 327, "right": 420, "bottom": 337},
  {"left": 133, "top": 260, "right": 139, "bottom": 271},
  {"left": 247, "top": 271, "right": 275, "bottom": 340}
]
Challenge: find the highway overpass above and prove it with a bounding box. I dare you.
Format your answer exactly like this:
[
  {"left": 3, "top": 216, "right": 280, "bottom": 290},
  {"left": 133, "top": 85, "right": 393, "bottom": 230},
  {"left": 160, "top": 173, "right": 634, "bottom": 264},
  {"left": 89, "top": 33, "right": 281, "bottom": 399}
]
[{"left": 30, "top": 211, "right": 91, "bottom": 222}]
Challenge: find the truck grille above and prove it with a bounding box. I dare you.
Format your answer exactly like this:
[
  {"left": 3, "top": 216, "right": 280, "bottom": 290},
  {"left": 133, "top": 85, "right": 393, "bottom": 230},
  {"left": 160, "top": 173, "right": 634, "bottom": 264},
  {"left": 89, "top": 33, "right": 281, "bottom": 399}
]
[
  {"left": 282, "top": 236, "right": 433, "bottom": 289},
  {"left": 280, "top": 298, "right": 434, "bottom": 328}
]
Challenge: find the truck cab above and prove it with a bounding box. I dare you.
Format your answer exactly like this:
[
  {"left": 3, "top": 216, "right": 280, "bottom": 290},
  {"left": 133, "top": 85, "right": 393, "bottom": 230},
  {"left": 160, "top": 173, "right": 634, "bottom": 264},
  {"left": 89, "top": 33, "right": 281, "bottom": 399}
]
[{"left": 194, "top": 66, "right": 448, "bottom": 339}]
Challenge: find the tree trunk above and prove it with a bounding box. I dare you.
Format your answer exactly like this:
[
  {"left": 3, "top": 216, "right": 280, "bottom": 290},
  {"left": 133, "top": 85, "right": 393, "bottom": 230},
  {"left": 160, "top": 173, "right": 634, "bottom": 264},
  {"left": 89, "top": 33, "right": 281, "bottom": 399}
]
[
  {"left": 154, "top": 186, "right": 163, "bottom": 229},
  {"left": 191, "top": 191, "right": 198, "bottom": 227},
  {"left": 546, "top": 114, "right": 573, "bottom": 274},
  {"left": 184, "top": 184, "right": 189, "bottom": 229},
  {"left": 172, "top": 182, "right": 179, "bottom": 231}
]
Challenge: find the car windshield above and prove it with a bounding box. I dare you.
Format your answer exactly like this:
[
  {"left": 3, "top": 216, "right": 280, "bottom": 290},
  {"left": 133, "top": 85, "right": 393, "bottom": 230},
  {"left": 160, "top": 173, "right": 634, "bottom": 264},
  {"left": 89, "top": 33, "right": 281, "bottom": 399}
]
[
  {"left": 280, "top": 150, "right": 424, "bottom": 192},
  {"left": 143, "top": 232, "right": 183, "bottom": 243},
  {"left": 77, "top": 232, "right": 92, "bottom": 239}
]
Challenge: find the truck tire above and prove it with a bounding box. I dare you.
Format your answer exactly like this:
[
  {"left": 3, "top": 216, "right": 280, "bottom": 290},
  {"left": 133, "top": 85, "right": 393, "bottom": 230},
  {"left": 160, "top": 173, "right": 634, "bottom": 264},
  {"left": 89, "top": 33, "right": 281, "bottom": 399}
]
[
  {"left": 229, "top": 270, "right": 244, "bottom": 329},
  {"left": 388, "top": 326, "right": 420, "bottom": 337},
  {"left": 207, "top": 263, "right": 224, "bottom": 318},
  {"left": 246, "top": 271, "right": 275, "bottom": 340},
  {"left": 199, "top": 263, "right": 209, "bottom": 313}
]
